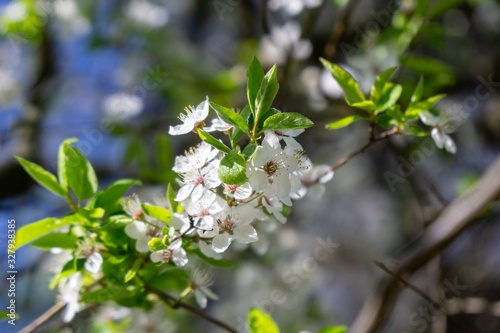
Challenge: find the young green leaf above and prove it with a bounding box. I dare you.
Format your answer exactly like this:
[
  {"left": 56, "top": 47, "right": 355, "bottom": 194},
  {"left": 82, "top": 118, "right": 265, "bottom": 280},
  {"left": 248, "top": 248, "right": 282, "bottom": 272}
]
[
  {"left": 406, "top": 94, "right": 446, "bottom": 117},
  {"left": 375, "top": 83, "right": 403, "bottom": 113},
  {"left": 262, "top": 112, "right": 313, "bottom": 131},
  {"left": 62, "top": 142, "right": 98, "bottom": 200},
  {"left": 247, "top": 57, "right": 265, "bottom": 114},
  {"left": 124, "top": 257, "right": 143, "bottom": 283},
  {"left": 350, "top": 100, "right": 376, "bottom": 111},
  {"left": 320, "top": 58, "right": 365, "bottom": 105},
  {"left": 254, "top": 65, "right": 279, "bottom": 128},
  {"left": 58, "top": 138, "right": 77, "bottom": 191},
  {"left": 317, "top": 326, "right": 348, "bottom": 333},
  {"left": 142, "top": 204, "right": 172, "bottom": 223},
  {"left": 232, "top": 104, "right": 252, "bottom": 146},
  {"left": 167, "top": 183, "right": 181, "bottom": 213},
  {"left": 210, "top": 102, "right": 249, "bottom": 132},
  {"left": 16, "top": 217, "right": 73, "bottom": 248},
  {"left": 371, "top": 66, "right": 398, "bottom": 103},
  {"left": 197, "top": 129, "right": 231, "bottom": 154},
  {"left": 15, "top": 156, "right": 67, "bottom": 198},
  {"left": 247, "top": 308, "right": 280, "bottom": 333},
  {"left": 242, "top": 143, "right": 258, "bottom": 160},
  {"left": 326, "top": 115, "right": 365, "bottom": 130},
  {"left": 218, "top": 150, "right": 248, "bottom": 185},
  {"left": 31, "top": 233, "right": 78, "bottom": 250},
  {"left": 411, "top": 76, "right": 424, "bottom": 102},
  {"left": 81, "top": 287, "right": 136, "bottom": 304},
  {"left": 91, "top": 179, "right": 141, "bottom": 210}
]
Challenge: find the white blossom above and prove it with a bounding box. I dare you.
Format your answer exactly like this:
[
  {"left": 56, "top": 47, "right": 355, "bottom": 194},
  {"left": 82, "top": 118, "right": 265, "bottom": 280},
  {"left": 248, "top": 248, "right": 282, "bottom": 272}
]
[
  {"left": 246, "top": 137, "right": 303, "bottom": 206},
  {"left": 150, "top": 239, "right": 188, "bottom": 266},
  {"left": 169, "top": 98, "right": 209, "bottom": 135},
  {"left": 84, "top": 252, "right": 103, "bottom": 274},
  {"left": 420, "top": 111, "right": 457, "bottom": 154},
  {"left": 190, "top": 268, "right": 219, "bottom": 309},
  {"left": 173, "top": 142, "right": 221, "bottom": 202},
  {"left": 59, "top": 272, "right": 82, "bottom": 322}
]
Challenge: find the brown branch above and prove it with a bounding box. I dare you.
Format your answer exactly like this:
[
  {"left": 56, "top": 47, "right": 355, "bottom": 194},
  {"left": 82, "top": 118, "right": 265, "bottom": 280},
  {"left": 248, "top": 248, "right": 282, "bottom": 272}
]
[
  {"left": 330, "top": 127, "right": 398, "bottom": 172},
  {"left": 350, "top": 156, "right": 500, "bottom": 333},
  {"left": 147, "top": 286, "right": 238, "bottom": 333},
  {"left": 323, "top": 0, "right": 360, "bottom": 59},
  {"left": 18, "top": 302, "right": 65, "bottom": 333}
]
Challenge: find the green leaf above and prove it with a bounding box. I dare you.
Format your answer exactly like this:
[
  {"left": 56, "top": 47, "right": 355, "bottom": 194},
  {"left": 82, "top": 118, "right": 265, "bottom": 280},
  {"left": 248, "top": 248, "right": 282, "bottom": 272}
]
[
  {"left": 411, "top": 76, "right": 424, "bottom": 103},
  {"left": 247, "top": 308, "right": 280, "bottom": 333},
  {"left": 31, "top": 233, "right": 78, "bottom": 250},
  {"left": 247, "top": 57, "right": 265, "bottom": 115},
  {"left": 317, "top": 326, "right": 348, "bottom": 333},
  {"left": 232, "top": 104, "right": 252, "bottom": 145},
  {"left": 50, "top": 258, "right": 86, "bottom": 289},
  {"left": 405, "top": 125, "right": 428, "bottom": 137},
  {"left": 262, "top": 112, "right": 314, "bottom": 131},
  {"left": 371, "top": 66, "right": 397, "bottom": 103},
  {"left": 141, "top": 204, "right": 172, "bottom": 223},
  {"left": 146, "top": 267, "right": 190, "bottom": 291},
  {"left": 406, "top": 94, "right": 446, "bottom": 117},
  {"left": 218, "top": 151, "right": 248, "bottom": 185},
  {"left": 326, "top": 115, "right": 365, "bottom": 130},
  {"left": 148, "top": 237, "right": 167, "bottom": 251},
  {"left": 242, "top": 143, "right": 258, "bottom": 160},
  {"left": 190, "top": 247, "right": 235, "bottom": 268},
  {"left": 320, "top": 58, "right": 365, "bottom": 105},
  {"left": 62, "top": 142, "right": 98, "bottom": 200},
  {"left": 15, "top": 156, "right": 67, "bottom": 198},
  {"left": 375, "top": 83, "right": 403, "bottom": 113},
  {"left": 210, "top": 102, "right": 249, "bottom": 132},
  {"left": 350, "top": 100, "right": 376, "bottom": 111},
  {"left": 16, "top": 218, "right": 74, "bottom": 248},
  {"left": 197, "top": 129, "right": 231, "bottom": 154},
  {"left": 91, "top": 179, "right": 141, "bottom": 210},
  {"left": 124, "top": 257, "right": 143, "bottom": 283},
  {"left": 167, "top": 183, "right": 181, "bottom": 213},
  {"left": 81, "top": 287, "right": 136, "bottom": 304},
  {"left": 254, "top": 65, "right": 279, "bottom": 127},
  {"left": 58, "top": 138, "right": 77, "bottom": 191},
  {"left": 402, "top": 56, "right": 453, "bottom": 75}
]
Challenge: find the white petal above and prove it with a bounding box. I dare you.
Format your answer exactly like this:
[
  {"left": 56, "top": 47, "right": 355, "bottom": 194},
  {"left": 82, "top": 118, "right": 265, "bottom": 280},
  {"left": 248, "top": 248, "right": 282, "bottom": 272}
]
[
  {"left": 191, "top": 185, "right": 204, "bottom": 202},
  {"left": 175, "top": 184, "right": 195, "bottom": 202},
  {"left": 135, "top": 237, "right": 151, "bottom": 253},
  {"left": 431, "top": 128, "right": 445, "bottom": 149},
  {"left": 233, "top": 183, "right": 253, "bottom": 200},
  {"left": 125, "top": 221, "right": 147, "bottom": 239},
  {"left": 168, "top": 122, "right": 194, "bottom": 136},
  {"left": 194, "top": 97, "right": 210, "bottom": 121},
  {"left": 84, "top": 252, "right": 103, "bottom": 274},
  {"left": 443, "top": 134, "right": 457, "bottom": 154},
  {"left": 173, "top": 248, "right": 188, "bottom": 266},
  {"left": 234, "top": 225, "right": 258, "bottom": 244},
  {"left": 150, "top": 251, "right": 163, "bottom": 263},
  {"left": 199, "top": 241, "right": 222, "bottom": 259},
  {"left": 212, "top": 233, "right": 232, "bottom": 253},
  {"left": 200, "top": 286, "right": 219, "bottom": 301},
  {"left": 308, "top": 184, "right": 326, "bottom": 200},
  {"left": 195, "top": 290, "right": 207, "bottom": 309},
  {"left": 420, "top": 111, "right": 439, "bottom": 126}
]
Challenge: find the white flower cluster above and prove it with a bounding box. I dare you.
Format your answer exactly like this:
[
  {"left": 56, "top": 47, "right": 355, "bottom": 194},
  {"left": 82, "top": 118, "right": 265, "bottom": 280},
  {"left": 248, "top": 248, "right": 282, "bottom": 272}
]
[{"left": 119, "top": 97, "right": 333, "bottom": 268}]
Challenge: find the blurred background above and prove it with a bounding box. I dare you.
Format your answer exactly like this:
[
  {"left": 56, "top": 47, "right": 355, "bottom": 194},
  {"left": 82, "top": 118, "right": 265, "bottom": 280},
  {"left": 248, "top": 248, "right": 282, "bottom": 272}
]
[{"left": 0, "top": 0, "right": 499, "bottom": 332}]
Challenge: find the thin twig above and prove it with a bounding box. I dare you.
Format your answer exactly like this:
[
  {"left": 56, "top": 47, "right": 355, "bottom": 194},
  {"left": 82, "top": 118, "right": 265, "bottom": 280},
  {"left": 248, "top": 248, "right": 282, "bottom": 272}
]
[
  {"left": 374, "top": 260, "right": 477, "bottom": 333},
  {"left": 323, "top": 0, "right": 360, "bottom": 59},
  {"left": 350, "top": 157, "right": 500, "bottom": 333},
  {"left": 147, "top": 286, "right": 238, "bottom": 333},
  {"left": 330, "top": 127, "right": 398, "bottom": 172},
  {"left": 19, "top": 302, "right": 66, "bottom": 333}
]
